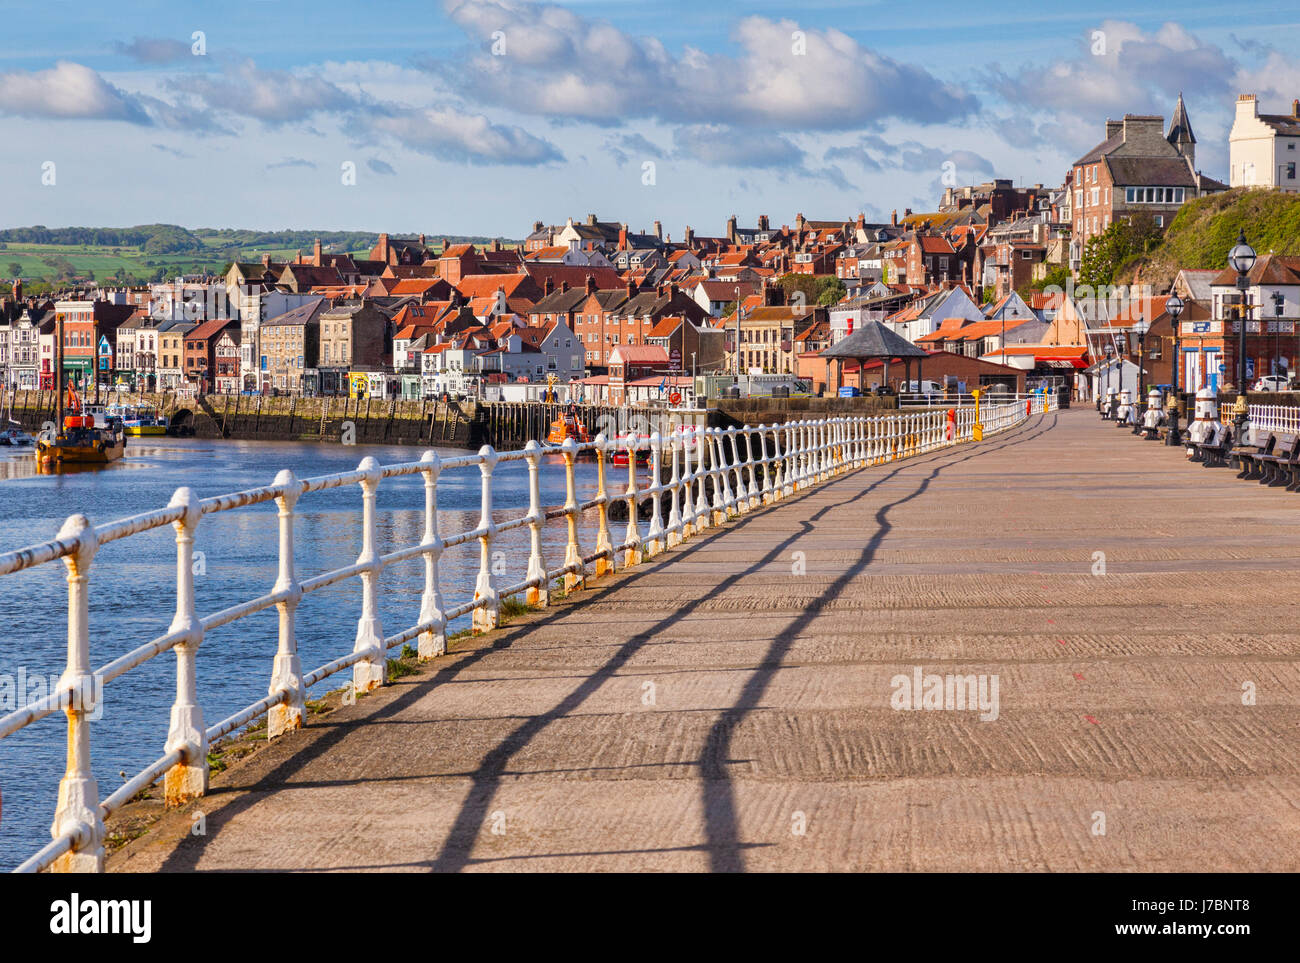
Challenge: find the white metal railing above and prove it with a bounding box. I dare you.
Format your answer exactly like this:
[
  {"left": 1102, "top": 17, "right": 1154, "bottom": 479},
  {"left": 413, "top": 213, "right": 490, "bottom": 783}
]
[
  {"left": 898, "top": 391, "right": 1053, "bottom": 408},
  {"left": 1248, "top": 404, "right": 1300, "bottom": 435},
  {"left": 0, "top": 397, "right": 1054, "bottom": 873}
]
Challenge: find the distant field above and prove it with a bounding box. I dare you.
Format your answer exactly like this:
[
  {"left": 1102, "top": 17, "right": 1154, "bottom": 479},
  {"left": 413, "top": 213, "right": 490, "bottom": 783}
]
[
  {"left": 0, "top": 224, "right": 522, "bottom": 290},
  {"left": 0, "top": 241, "right": 350, "bottom": 285}
]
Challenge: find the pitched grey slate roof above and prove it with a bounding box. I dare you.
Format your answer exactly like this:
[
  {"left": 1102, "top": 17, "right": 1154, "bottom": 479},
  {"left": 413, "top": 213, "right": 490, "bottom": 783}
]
[{"left": 819, "top": 320, "right": 928, "bottom": 359}]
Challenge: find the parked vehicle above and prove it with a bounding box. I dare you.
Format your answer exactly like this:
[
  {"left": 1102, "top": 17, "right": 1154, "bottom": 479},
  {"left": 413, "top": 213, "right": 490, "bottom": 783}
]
[{"left": 1252, "top": 375, "right": 1290, "bottom": 392}]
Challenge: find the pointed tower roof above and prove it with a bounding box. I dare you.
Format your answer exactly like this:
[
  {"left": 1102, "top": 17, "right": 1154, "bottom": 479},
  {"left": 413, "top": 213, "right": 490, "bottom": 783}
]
[{"left": 1167, "top": 93, "right": 1196, "bottom": 146}]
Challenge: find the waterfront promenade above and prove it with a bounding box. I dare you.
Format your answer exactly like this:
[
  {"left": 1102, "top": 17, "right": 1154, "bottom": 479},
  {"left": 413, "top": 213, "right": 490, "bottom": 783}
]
[{"left": 111, "top": 408, "right": 1300, "bottom": 872}]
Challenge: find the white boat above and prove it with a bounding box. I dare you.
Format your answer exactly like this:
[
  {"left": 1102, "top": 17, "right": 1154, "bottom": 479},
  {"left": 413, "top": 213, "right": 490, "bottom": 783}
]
[{"left": 0, "top": 419, "right": 34, "bottom": 447}]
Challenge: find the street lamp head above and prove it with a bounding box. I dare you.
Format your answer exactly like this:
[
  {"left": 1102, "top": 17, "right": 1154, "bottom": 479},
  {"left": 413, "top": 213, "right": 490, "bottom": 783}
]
[
  {"left": 1165, "top": 293, "right": 1184, "bottom": 319},
  {"left": 1228, "top": 230, "right": 1256, "bottom": 276},
  {"left": 1131, "top": 318, "right": 1150, "bottom": 336}
]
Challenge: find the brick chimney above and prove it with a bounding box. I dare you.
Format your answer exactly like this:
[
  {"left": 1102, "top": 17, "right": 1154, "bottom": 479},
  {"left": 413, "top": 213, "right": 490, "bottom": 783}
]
[
  {"left": 544, "top": 277, "right": 554, "bottom": 296},
  {"left": 560, "top": 280, "right": 569, "bottom": 293},
  {"left": 758, "top": 214, "right": 769, "bottom": 231},
  {"left": 313, "top": 238, "right": 322, "bottom": 266},
  {"left": 1105, "top": 118, "right": 1122, "bottom": 139},
  {"left": 261, "top": 253, "right": 271, "bottom": 268},
  {"left": 378, "top": 232, "right": 390, "bottom": 263},
  {"left": 585, "top": 274, "right": 596, "bottom": 295},
  {"left": 891, "top": 209, "right": 898, "bottom": 227},
  {"left": 1294, "top": 99, "right": 1300, "bottom": 118},
  {"left": 295, "top": 250, "right": 303, "bottom": 265},
  {"left": 653, "top": 220, "right": 662, "bottom": 241},
  {"left": 684, "top": 225, "right": 694, "bottom": 247},
  {"left": 586, "top": 213, "right": 598, "bottom": 226},
  {"left": 669, "top": 282, "right": 678, "bottom": 297},
  {"left": 856, "top": 213, "right": 865, "bottom": 231},
  {"left": 419, "top": 233, "right": 426, "bottom": 247},
  {"left": 726, "top": 214, "right": 737, "bottom": 242},
  {"left": 618, "top": 226, "right": 628, "bottom": 250},
  {"left": 796, "top": 212, "right": 806, "bottom": 233},
  {"left": 533, "top": 220, "right": 544, "bottom": 233},
  {"left": 491, "top": 238, "right": 502, "bottom": 252},
  {"left": 625, "top": 279, "right": 636, "bottom": 299}
]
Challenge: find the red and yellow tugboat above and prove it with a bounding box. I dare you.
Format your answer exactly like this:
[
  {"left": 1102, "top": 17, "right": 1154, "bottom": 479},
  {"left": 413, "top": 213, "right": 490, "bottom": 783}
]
[{"left": 34, "top": 312, "right": 126, "bottom": 470}]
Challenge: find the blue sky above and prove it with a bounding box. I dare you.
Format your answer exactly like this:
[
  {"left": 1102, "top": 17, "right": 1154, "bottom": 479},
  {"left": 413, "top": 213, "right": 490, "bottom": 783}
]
[{"left": 1, "top": 0, "right": 1298, "bottom": 237}]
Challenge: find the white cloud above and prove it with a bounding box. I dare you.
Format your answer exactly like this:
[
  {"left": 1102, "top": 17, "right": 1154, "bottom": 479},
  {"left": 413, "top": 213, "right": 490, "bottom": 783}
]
[
  {"left": 436, "top": 1, "right": 976, "bottom": 129},
  {"left": 0, "top": 61, "right": 151, "bottom": 123},
  {"left": 113, "top": 37, "right": 193, "bottom": 64},
  {"left": 353, "top": 106, "right": 563, "bottom": 165},
  {"left": 167, "top": 61, "right": 368, "bottom": 125}
]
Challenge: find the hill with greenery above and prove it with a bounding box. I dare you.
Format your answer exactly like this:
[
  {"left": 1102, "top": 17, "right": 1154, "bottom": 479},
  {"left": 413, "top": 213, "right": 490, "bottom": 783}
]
[
  {"left": 1115, "top": 188, "right": 1300, "bottom": 290},
  {"left": 0, "top": 224, "right": 521, "bottom": 294}
]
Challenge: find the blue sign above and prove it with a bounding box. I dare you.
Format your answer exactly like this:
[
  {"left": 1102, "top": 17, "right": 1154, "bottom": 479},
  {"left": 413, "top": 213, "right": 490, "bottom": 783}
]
[
  {"left": 1217, "top": 363, "right": 1226, "bottom": 374},
  {"left": 1191, "top": 321, "right": 1211, "bottom": 333},
  {"left": 838, "top": 386, "right": 860, "bottom": 398}
]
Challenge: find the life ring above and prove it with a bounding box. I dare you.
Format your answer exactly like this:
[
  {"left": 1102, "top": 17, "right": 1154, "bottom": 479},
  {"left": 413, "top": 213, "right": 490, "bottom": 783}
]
[
  {"left": 96, "top": 441, "right": 106, "bottom": 454},
  {"left": 668, "top": 391, "right": 682, "bottom": 405}
]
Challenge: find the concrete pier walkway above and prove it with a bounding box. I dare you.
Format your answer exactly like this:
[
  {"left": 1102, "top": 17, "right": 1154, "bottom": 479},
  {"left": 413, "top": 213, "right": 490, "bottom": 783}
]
[{"left": 113, "top": 408, "right": 1300, "bottom": 872}]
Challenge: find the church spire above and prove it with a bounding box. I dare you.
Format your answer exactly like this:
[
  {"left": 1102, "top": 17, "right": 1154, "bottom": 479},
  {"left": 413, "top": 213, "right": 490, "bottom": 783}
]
[
  {"left": 1167, "top": 93, "right": 1195, "bottom": 169},
  {"left": 1167, "top": 93, "right": 1195, "bottom": 146}
]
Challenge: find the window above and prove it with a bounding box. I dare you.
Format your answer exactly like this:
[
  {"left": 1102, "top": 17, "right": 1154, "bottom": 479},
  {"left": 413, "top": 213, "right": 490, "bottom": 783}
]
[
  {"left": 1154, "top": 215, "right": 1163, "bottom": 227},
  {"left": 1075, "top": 189, "right": 1083, "bottom": 208},
  {"left": 1288, "top": 163, "right": 1297, "bottom": 181}
]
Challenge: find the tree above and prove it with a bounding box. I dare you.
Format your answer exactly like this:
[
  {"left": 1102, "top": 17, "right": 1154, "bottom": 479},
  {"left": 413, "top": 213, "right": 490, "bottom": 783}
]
[
  {"left": 815, "top": 275, "right": 847, "bottom": 306},
  {"left": 1078, "top": 213, "right": 1164, "bottom": 286},
  {"left": 7, "top": 262, "right": 21, "bottom": 277},
  {"left": 774, "top": 273, "right": 819, "bottom": 306},
  {"left": 1017, "top": 264, "right": 1070, "bottom": 301}
]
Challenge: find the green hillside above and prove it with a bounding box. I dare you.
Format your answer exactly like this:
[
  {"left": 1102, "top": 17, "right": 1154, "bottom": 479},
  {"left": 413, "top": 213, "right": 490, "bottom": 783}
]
[
  {"left": 1118, "top": 188, "right": 1300, "bottom": 289},
  {"left": 0, "top": 224, "right": 519, "bottom": 294}
]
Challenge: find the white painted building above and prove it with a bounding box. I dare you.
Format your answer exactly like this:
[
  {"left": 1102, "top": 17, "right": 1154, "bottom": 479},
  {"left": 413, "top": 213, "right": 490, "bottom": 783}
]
[{"left": 1229, "top": 94, "right": 1300, "bottom": 192}]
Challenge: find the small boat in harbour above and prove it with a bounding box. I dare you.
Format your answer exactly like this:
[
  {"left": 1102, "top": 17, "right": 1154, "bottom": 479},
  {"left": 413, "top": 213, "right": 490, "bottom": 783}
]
[
  {"left": 545, "top": 404, "right": 592, "bottom": 448},
  {"left": 33, "top": 312, "right": 126, "bottom": 470},
  {"left": 107, "top": 402, "right": 169, "bottom": 436},
  {"left": 0, "top": 419, "right": 34, "bottom": 447}
]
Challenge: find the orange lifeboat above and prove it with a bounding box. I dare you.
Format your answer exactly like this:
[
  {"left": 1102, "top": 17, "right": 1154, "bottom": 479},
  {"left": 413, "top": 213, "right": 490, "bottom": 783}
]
[{"left": 545, "top": 405, "right": 591, "bottom": 446}]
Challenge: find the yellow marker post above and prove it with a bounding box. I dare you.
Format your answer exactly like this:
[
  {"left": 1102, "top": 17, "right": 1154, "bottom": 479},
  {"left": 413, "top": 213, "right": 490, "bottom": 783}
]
[{"left": 971, "top": 388, "right": 983, "bottom": 442}]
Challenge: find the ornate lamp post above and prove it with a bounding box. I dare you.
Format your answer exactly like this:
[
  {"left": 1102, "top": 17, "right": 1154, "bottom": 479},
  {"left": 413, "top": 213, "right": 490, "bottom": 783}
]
[
  {"left": 1272, "top": 291, "right": 1286, "bottom": 383},
  {"left": 1228, "top": 230, "right": 1257, "bottom": 440},
  {"left": 1165, "top": 293, "right": 1184, "bottom": 446},
  {"left": 1131, "top": 318, "right": 1150, "bottom": 434}
]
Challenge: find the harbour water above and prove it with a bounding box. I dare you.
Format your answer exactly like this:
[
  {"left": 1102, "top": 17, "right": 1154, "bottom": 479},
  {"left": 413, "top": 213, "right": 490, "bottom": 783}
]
[{"left": 0, "top": 437, "right": 616, "bottom": 869}]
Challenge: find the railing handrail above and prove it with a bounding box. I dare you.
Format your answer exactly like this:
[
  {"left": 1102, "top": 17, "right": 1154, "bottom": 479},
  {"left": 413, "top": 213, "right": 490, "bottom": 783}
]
[{"left": 1, "top": 395, "right": 1054, "bottom": 873}]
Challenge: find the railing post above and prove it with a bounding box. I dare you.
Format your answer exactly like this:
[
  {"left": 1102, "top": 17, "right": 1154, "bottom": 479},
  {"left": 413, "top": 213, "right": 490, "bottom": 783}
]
[
  {"left": 713, "top": 429, "right": 734, "bottom": 521},
  {"left": 622, "top": 433, "right": 642, "bottom": 568},
  {"left": 770, "top": 425, "right": 785, "bottom": 500},
  {"left": 353, "top": 456, "right": 387, "bottom": 690},
  {"left": 593, "top": 433, "right": 615, "bottom": 576},
  {"left": 468, "top": 446, "right": 502, "bottom": 630},
  {"left": 417, "top": 450, "right": 448, "bottom": 658},
  {"left": 726, "top": 428, "right": 748, "bottom": 512},
  {"left": 743, "top": 427, "right": 762, "bottom": 508},
  {"left": 692, "top": 429, "right": 711, "bottom": 531},
  {"left": 781, "top": 424, "right": 795, "bottom": 497},
  {"left": 523, "top": 441, "right": 549, "bottom": 607},
  {"left": 667, "top": 428, "right": 684, "bottom": 547},
  {"left": 758, "top": 426, "right": 774, "bottom": 504},
  {"left": 164, "top": 487, "right": 208, "bottom": 806},
  {"left": 50, "top": 514, "right": 104, "bottom": 872},
  {"left": 680, "top": 427, "right": 697, "bottom": 539},
  {"left": 646, "top": 431, "right": 666, "bottom": 556},
  {"left": 268, "top": 470, "right": 306, "bottom": 738}
]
